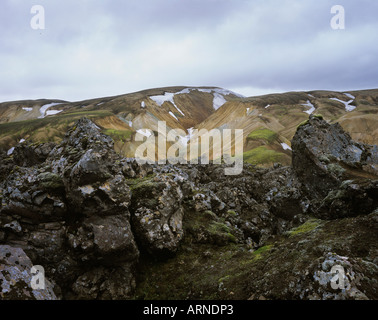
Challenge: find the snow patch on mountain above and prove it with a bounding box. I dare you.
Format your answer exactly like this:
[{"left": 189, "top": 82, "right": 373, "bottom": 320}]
[
  {"left": 301, "top": 100, "right": 315, "bottom": 115},
  {"left": 281, "top": 143, "right": 292, "bottom": 151},
  {"left": 150, "top": 87, "right": 244, "bottom": 114},
  {"left": 330, "top": 98, "right": 356, "bottom": 112},
  {"left": 212, "top": 93, "right": 228, "bottom": 110},
  {"left": 22, "top": 107, "right": 33, "bottom": 112},
  {"left": 38, "top": 103, "right": 64, "bottom": 119},
  {"left": 169, "top": 111, "right": 178, "bottom": 121},
  {"left": 46, "top": 110, "right": 63, "bottom": 116},
  {"left": 343, "top": 93, "right": 355, "bottom": 100},
  {"left": 136, "top": 129, "right": 152, "bottom": 138},
  {"left": 150, "top": 92, "right": 185, "bottom": 116}
]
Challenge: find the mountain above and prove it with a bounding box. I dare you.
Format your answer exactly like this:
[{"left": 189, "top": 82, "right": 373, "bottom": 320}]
[{"left": 1, "top": 86, "right": 377, "bottom": 167}]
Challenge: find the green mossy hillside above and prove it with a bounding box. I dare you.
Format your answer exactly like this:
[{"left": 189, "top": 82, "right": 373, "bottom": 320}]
[
  {"left": 243, "top": 146, "right": 284, "bottom": 166},
  {"left": 247, "top": 128, "right": 278, "bottom": 144}
]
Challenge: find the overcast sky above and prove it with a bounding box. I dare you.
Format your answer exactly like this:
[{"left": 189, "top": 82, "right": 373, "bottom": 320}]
[{"left": 1, "top": 0, "right": 377, "bottom": 102}]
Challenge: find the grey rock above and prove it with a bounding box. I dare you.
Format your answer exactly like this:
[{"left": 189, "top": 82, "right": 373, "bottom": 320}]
[
  {"left": 0, "top": 245, "right": 57, "bottom": 300},
  {"left": 130, "top": 174, "right": 185, "bottom": 256}
]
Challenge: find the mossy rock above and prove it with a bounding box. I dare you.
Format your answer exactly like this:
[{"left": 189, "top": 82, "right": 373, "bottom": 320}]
[
  {"left": 322, "top": 189, "right": 347, "bottom": 205},
  {"left": 203, "top": 210, "right": 217, "bottom": 221},
  {"left": 297, "top": 119, "right": 309, "bottom": 129},
  {"left": 37, "top": 172, "right": 64, "bottom": 190},
  {"left": 134, "top": 210, "right": 378, "bottom": 300},
  {"left": 127, "top": 175, "right": 162, "bottom": 208},
  {"left": 286, "top": 219, "right": 322, "bottom": 237},
  {"left": 318, "top": 154, "right": 330, "bottom": 164},
  {"left": 184, "top": 211, "right": 237, "bottom": 246},
  {"left": 208, "top": 221, "right": 237, "bottom": 245},
  {"left": 327, "top": 163, "right": 346, "bottom": 178},
  {"left": 250, "top": 244, "right": 274, "bottom": 262},
  {"left": 126, "top": 174, "right": 156, "bottom": 191}
]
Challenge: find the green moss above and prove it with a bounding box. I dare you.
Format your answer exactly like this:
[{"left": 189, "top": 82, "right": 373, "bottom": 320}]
[
  {"left": 133, "top": 241, "right": 249, "bottom": 300},
  {"left": 247, "top": 128, "right": 278, "bottom": 144},
  {"left": 184, "top": 210, "right": 237, "bottom": 246},
  {"left": 297, "top": 119, "right": 309, "bottom": 129},
  {"left": 203, "top": 210, "right": 217, "bottom": 220},
  {"left": 286, "top": 219, "right": 321, "bottom": 237},
  {"left": 327, "top": 163, "right": 345, "bottom": 177},
  {"left": 102, "top": 129, "right": 132, "bottom": 143},
  {"left": 207, "top": 221, "right": 237, "bottom": 243},
  {"left": 227, "top": 210, "right": 237, "bottom": 216},
  {"left": 312, "top": 114, "right": 323, "bottom": 120},
  {"left": 250, "top": 244, "right": 274, "bottom": 261},
  {"left": 37, "top": 172, "right": 64, "bottom": 190},
  {"left": 125, "top": 174, "right": 156, "bottom": 190},
  {"left": 218, "top": 275, "right": 231, "bottom": 284},
  {"left": 243, "top": 146, "right": 284, "bottom": 165}
]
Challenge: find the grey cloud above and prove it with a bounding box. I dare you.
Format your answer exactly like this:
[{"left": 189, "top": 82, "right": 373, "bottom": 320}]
[{"left": 0, "top": 0, "right": 377, "bottom": 102}]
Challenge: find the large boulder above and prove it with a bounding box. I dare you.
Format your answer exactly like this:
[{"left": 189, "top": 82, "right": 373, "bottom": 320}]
[
  {"left": 292, "top": 115, "right": 378, "bottom": 218},
  {"left": 129, "top": 173, "right": 185, "bottom": 256},
  {"left": 292, "top": 115, "right": 378, "bottom": 194}
]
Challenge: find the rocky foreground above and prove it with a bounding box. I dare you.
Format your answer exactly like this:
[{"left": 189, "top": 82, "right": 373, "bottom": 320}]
[{"left": 0, "top": 115, "right": 377, "bottom": 300}]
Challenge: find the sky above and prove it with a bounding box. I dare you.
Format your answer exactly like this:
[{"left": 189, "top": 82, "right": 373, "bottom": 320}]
[{"left": 1, "top": 0, "right": 378, "bottom": 102}]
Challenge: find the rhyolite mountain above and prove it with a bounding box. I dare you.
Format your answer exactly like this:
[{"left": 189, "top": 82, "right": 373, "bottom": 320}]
[
  {"left": 0, "top": 87, "right": 377, "bottom": 300},
  {"left": 1, "top": 86, "right": 377, "bottom": 167}
]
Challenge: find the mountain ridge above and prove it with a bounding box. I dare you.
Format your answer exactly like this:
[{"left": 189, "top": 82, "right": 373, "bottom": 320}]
[{"left": 1, "top": 86, "right": 377, "bottom": 167}]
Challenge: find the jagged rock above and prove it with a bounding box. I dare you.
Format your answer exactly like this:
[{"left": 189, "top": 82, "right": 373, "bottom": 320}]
[
  {"left": 311, "top": 253, "right": 369, "bottom": 300},
  {"left": 12, "top": 142, "right": 56, "bottom": 167},
  {"left": 317, "top": 179, "right": 378, "bottom": 219},
  {"left": 292, "top": 115, "right": 378, "bottom": 218},
  {"left": 129, "top": 174, "right": 185, "bottom": 256},
  {"left": 81, "top": 215, "right": 139, "bottom": 259},
  {"left": 0, "top": 118, "right": 139, "bottom": 299},
  {"left": 46, "top": 118, "right": 132, "bottom": 218},
  {"left": 71, "top": 263, "right": 136, "bottom": 300},
  {"left": 0, "top": 116, "right": 377, "bottom": 300},
  {"left": 292, "top": 115, "right": 378, "bottom": 195},
  {"left": 0, "top": 245, "right": 57, "bottom": 300},
  {"left": 0, "top": 167, "right": 67, "bottom": 221}
]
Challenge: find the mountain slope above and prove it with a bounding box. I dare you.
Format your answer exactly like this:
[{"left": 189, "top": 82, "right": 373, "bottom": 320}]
[{"left": 0, "top": 87, "right": 377, "bottom": 166}]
